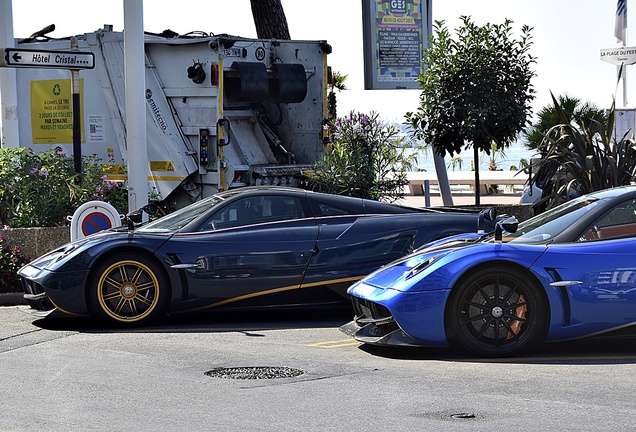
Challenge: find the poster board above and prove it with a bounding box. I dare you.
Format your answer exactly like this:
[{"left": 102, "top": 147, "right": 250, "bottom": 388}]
[{"left": 362, "top": 0, "right": 432, "bottom": 90}]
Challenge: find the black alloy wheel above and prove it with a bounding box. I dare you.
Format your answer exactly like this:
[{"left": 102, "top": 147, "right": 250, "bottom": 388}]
[{"left": 448, "top": 266, "right": 547, "bottom": 357}]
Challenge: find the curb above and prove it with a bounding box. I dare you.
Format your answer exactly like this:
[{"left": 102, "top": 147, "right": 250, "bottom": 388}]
[{"left": 0, "top": 292, "right": 26, "bottom": 307}]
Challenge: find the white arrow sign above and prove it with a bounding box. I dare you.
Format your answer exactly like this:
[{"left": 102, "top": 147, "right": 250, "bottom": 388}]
[
  {"left": 600, "top": 46, "right": 636, "bottom": 65},
  {"left": 0, "top": 48, "right": 94, "bottom": 69}
]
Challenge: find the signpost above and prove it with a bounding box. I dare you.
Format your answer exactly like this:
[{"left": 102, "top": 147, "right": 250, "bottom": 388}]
[
  {"left": 600, "top": 46, "right": 636, "bottom": 65},
  {"left": 1, "top": 45, "right": 94, "bottom": 176},
  {"left": 0, "top": 47, "right": 94, "bottom": 69}
]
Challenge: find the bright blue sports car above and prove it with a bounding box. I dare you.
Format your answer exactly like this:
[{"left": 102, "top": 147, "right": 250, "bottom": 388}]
[{"left": 342, "top": 186, "right": 636, "bottom": 357}]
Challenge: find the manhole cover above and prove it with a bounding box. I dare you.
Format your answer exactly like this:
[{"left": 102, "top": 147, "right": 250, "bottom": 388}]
[
  {"left": 204, "top": 366, "right": 304, "bottom": 380},
  {"left": 450, "top": 412, "right": 476, "bottom": 420}
]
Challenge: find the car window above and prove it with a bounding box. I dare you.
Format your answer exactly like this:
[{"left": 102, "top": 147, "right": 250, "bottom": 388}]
[
  {"left": 505, "top": 196, "right": 601, "bottom": 243},
  {"left": 199, "top": 195, "right": 306, "bottom": 231},
  {"left": 316, "top": 203, "right": 351, "bottom": 216},
  {"left": 579, "top": 198, "right": 636, "bottom": 242},
  {"left": 137, "top": 194, "right": 227, "bottom": 233}
]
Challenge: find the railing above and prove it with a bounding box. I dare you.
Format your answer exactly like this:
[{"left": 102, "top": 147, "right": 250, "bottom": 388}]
[{"left": 407, "top": 171, "right": 528, "bottom": 196}]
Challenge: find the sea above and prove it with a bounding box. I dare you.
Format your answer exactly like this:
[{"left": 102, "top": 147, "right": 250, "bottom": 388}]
[{"left": 407, "top": 142, "right": 537, "bottom": 173}]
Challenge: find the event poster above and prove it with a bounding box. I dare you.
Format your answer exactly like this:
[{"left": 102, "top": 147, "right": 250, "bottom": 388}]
[{"left": 362, "top": 0, "right": 430, "bottom": 90}]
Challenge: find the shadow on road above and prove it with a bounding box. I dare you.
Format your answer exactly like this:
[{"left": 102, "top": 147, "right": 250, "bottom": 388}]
[
  {"left": 357, "top": 332, "right": 636, "bottom": 365},
  {"left": 28, "top": 307, "right": 636, "bottom": 365},
  {"left": 31, "top": 307, "right": 354, "bottom": 333}
]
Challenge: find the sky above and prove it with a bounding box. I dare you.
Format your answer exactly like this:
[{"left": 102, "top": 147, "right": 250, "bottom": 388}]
[{"left": 5, "top": 0, "right": 632, "bottom": 124}]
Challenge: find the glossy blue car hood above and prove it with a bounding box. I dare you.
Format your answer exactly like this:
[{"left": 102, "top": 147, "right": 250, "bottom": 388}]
[{"left": 353, "top": 234, "right": 483, "bottom": 291}]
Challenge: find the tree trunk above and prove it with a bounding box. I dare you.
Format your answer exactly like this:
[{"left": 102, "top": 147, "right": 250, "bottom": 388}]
[
  {"left": 474, "top": 145, "right": 481, "bottom": 206},
  {"left": 250, "top": 0, "right": 291, "bottom": 40}
]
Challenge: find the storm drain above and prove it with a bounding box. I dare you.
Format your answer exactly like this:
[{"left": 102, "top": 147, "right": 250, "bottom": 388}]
[{"left": 204, "top": 366, "right": 304, "bottom": 380}]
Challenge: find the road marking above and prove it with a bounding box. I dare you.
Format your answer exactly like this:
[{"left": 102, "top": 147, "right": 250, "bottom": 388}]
[{"left": 306, "top": 338, "right": 361, "bottom": 348}]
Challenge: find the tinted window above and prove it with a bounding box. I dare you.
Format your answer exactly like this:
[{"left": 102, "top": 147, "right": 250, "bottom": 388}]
[
  {"left": 199, "top": 195, "right": 306, "bottom": 231},
  {"left": 138, "top": 194, "right": 227, "bottom": 233},
  {"left": 579, "top": 198, "right": 636, "bottom": 241},
  {"left": 504, "top": 196, "right": 601, "bottom": 243}
]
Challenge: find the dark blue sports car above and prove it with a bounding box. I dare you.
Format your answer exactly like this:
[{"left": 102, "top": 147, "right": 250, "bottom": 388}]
[
  {"left": 18, "top": 187, "right": 497, "bottom": 325},
  {"left": 343, "top": 185, "right": 636, "bottom": 357}
]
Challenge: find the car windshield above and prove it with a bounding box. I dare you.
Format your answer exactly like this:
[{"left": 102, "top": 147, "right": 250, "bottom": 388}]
[
  {"left": 137, "top": 194, "right": 227, "bottom": 233},
  {"left": 503, "top": 195, "right": 602, "bottom": 244}
]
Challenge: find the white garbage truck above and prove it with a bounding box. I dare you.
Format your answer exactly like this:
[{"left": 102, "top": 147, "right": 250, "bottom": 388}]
[{"left": 3, "top": 26, "right": 332, "bottom": 208}]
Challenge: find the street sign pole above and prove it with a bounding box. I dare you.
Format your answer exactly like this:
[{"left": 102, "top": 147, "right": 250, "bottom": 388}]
[
  {"left": 70, "top": 37, "right": 82, "bottom": 179},
  {"left": 0, "top": 45, "right": 94, "bottom": 175}
]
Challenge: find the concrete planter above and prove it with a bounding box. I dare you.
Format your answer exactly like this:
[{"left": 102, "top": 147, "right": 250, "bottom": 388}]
[
  {"left": 452, "top": 203, "right": 534, "bottom": 223},
  {"left": 1, "top": 226, "right": 71, "bottom": 260}
]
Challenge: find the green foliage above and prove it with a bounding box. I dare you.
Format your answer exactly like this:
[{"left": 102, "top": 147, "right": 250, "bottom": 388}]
[
  {"left": 524, "top": 94, "right": 609, "bottom": 152},
  {"left": 327, "top": 70, "right": 348, "bottom": 121},
  {"left": 307, "top": 111, "right": 415, "bottom": 202},
  {"left": 405, "top": 16, "right": 536, "bottom": 204},
  {"left": 406, "top": 16, "right": 536, "bottom": 157},
  {"left": 0, "top": 235, "right": 30, "bottom": 293},
  {"left": 0, "top": 147, "right": 128, "bottom": 228},
  {"left": 532, "top": 94, "right": 636, "bottom": 213}
]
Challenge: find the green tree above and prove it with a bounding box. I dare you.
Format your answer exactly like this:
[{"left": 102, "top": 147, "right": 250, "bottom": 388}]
[
  {"left": 524, "top": 94, "right": 608, "bottom": 153},
  {"left": 406, "top": 16, "right": 536, "bottom": 205}
]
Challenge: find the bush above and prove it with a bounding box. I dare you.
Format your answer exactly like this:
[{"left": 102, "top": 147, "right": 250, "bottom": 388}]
[
  {"left": 0, "top": 236, "right": 30, "bottom": 293},
  {"left": 0, "top": 147, "right": 127, "bottom": 228},
  {"left": 306, "top": 111, "right": 415, "bottom": 202},
  {"left": 532, "top": 95, "right": 636, "bottom": 213}
]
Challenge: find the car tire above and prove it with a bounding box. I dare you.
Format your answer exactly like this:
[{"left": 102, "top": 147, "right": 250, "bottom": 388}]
[
  {"left": 89, "top": 252, "right": 169, "bottom": 326},
  {"left": 448, "top": 266, "right": 547, "bottom": 357}
]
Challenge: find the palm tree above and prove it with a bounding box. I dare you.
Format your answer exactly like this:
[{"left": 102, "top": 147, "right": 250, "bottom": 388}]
[
  {"left": 524, "top": 94, "right": 608, "bottom": 154},
  {"left": 531, "top": 93, "right": 636, "bottom": 214},
  {"left": 250, "top": 0, "right": 290, "bottom": 39},
  {"left": 328, "top": 71, "right": 348, "bottom": 120}
]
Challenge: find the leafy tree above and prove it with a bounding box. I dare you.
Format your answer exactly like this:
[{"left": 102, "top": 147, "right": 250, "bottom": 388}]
[
  {"left": 406, "top": 16, "right": 536, "bottom": 205},
  {"left": 524, "top": 94, "right": 608, "bottom": 153},
  {"left": 532, "top": 94, "right": 636, "bottom": 213},
  {"left": 306, "top": 112, "right": 415, "bottom": 202},
  {"left": 250, "top": 0, "right": 290, "bottom": 39}
]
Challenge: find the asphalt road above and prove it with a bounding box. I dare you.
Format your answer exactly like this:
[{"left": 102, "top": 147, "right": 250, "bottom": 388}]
[{"left": 1, "top": 305, "right": 636, "bottom": 431}]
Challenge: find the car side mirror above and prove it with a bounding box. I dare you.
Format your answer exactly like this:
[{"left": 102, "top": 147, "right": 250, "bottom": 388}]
[
  {"left": 494, "top": 217, "right": 518, "bottom": 242},
  {"left": 478, "top": 207, "right": 497, "bottom": 234},
  {"left": 126, "top": 209, "right": 143, "bottom": 230}
]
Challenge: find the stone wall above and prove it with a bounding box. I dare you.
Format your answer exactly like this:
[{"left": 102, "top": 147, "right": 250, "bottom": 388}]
[{"left": 1, "top": 226, "right": 71, "bottom": 259}]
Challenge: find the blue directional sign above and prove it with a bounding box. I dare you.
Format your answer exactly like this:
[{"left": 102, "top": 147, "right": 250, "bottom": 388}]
[{"left": 1, "top": 48, "right": 95, "bottom": 69}]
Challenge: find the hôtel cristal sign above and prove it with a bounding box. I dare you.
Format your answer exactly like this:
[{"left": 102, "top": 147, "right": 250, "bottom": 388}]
[{"left": 0, "top": 47, "right": 94, "bottom": 69}]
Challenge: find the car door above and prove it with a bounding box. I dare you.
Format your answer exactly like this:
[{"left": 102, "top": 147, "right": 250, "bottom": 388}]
[
  {"left": 302, "top": 214, "right": 421, "bottom": 297},
  {"left": 537, "top": 198, "right": 636, "bottom": 339},
  {"left": 159, "top": 194, "right": 319, "bottom": 309}
]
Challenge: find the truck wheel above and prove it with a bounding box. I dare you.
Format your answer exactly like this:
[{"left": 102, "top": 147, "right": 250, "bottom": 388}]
[{"left": 89, "top": 253, "right": 168, "bottom": 325}]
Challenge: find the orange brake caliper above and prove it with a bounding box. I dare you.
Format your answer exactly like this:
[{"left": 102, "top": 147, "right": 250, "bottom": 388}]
[{"left": 506, "top": 294, "right": 527, "bottom": 339}]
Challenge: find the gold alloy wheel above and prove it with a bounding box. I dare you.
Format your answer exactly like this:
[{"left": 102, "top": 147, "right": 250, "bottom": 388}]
[{"left": 96, "top": 259, "right": 161, "bottom": 323}]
